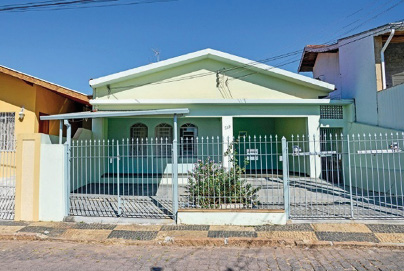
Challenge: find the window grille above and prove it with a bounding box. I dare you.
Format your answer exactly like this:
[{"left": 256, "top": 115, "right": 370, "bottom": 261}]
[
  {"left": 155, "top": 123, "right": 173, "bottom": 157},
  {"left": 180, "top": 123, "right": 198, "bottom": 157},
  {"left": 130, "top": 123, "right": 148, "bottom": 155},
  {"left": 320, "top": 105, "right": 343, "bottom": 119},
  {"left": 0, "top": 112, "right": 15, "bottom": 151}
]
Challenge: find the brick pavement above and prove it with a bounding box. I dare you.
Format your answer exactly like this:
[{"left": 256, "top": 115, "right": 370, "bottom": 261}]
[
  {"left": 0, "top": 240, "right": 403, "bottom": 270},
  {"left": 2, "top": 220, "right": 404, "bottom": 247}
]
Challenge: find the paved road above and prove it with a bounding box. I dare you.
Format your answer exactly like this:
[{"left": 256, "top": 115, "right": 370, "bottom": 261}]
[{"left": 0, "top": 240, "right": 403, "bottom": 270}]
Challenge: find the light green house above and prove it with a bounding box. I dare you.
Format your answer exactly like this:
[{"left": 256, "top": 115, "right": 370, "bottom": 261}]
[
  {"left": 39, "top": 49, "right": 358, "bottom": 221},
  {"left": 80, "top": 49, "right": 354, "bottom": 180},
  {"left": 89, "top": 49, "right": 353, "bottom": 143}
]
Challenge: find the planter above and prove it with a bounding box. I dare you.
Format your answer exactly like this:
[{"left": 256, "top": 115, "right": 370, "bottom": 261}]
[{"left": 177, "top": 209, "right": 287, "bottom": 226}]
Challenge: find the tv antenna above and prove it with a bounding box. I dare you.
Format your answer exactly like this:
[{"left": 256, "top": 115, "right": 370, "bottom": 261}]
[{"left": 152, "top": 48, "right": 160, "bottom": 62}]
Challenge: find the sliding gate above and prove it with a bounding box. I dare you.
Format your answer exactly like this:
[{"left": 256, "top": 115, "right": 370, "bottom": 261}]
[
  {"left": 287, "top": 133, "right": 404, "bottom": 219},
  {"left": 70, "top": 139, "right": 175, "bottom": 219}
]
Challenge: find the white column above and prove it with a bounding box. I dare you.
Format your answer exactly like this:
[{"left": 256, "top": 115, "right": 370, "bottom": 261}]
[
  {"left": 222, "top": 116, "right": 233, "bottom": 169},
  {"left": 307, "top": 116, "right": 321, "bottom": 178},
  {"left": 39, "top": 144, "right": 69, "bottom": 221},
  {"left": 92, "top": 118, "right": 107, "bottom": 139}
]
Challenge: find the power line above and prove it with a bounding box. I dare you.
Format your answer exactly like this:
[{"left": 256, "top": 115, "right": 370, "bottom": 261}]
[
  {"left": 110, "top": 23, "right": 400, "bottom": 91},
  {"left": 108, "top": 0, "right": 403, "bottom": 90},
  {"left": 0, "top": 0, "right": 177, "bottom": 12}
]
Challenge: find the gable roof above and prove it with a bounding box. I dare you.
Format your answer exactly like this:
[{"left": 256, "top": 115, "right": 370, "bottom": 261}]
[
  {"left": 90, "top": 49, "right": 335, "bottom": 92},
  {"left": 298, "top": 20, "right": 404, "bottom": 72},
  {"left": 0, "top": 65, "right": 90, "bottom": 105}
]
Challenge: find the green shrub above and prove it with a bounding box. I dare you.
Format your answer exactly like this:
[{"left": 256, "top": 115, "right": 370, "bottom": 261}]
[{"left": 187, "top": 142, "right": 260, "bottom": 209}]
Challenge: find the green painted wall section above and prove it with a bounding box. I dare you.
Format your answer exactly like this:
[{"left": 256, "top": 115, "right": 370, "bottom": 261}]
[{"left": 107, "top": 117, "right": 221, "bottom": 140}]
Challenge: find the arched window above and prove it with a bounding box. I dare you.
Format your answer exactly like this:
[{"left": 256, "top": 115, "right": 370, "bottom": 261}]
[
  {"left": 155, "top": 123, "right": 173, "bottom": 157},
  {"left": 180, "top": 123, "right": 198, "bottom": 157},
  {"left": 130, "top": 123, "right": 148, "bottom": 155}
]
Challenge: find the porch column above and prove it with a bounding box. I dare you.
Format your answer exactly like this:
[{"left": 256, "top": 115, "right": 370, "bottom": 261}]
[
  {"left": 59, "top": 120, "right": 63, "bottom": 144},
  {"left": 307, "top": 116, "right": 321, "bottom": 178},
  {"left": 92, "top": 118, "right": 108, "bottom": 139},
  {"left": 222, "top": 116, "right": 233, "bottom": 169}
]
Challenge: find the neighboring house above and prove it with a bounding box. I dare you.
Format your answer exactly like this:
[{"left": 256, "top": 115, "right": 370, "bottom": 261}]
[
  {"left": 0, "top": 65, "right": 91, "bottom": 149},
  {"left": 298, "top": 20, "right": 404, "bottom": 130}
]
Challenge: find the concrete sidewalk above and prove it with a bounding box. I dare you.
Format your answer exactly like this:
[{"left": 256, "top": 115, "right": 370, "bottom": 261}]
[{"left": 1, "top": 220, "right": 404, "bottom": 248}]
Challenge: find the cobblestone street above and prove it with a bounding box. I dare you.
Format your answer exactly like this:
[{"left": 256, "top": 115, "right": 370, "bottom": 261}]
[{"left": 0, "top": 240, "right": 403, "bottom": 271}]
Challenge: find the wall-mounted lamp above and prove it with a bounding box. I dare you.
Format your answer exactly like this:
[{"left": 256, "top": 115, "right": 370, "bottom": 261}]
[{"left": 19, "top": 106, "right": 25, "bottom": 120}]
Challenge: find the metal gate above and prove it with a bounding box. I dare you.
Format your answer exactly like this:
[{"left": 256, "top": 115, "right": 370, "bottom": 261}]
[
  {"left": 0, "top": 149, "right": 15, "bottom": 220},
  {"left": 70, "top": 139, "right": 175, "bottom": 219},
  {"left": 286, "top": 133, "right": 404, "bottom": 219},
  {"left": 0, "top": 112, "right": 16, "bottom": 220}
]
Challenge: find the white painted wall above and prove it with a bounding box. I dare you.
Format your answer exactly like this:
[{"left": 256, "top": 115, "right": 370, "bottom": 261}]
[
  {"left": 39, "top": 144, "right": 68, "bottom": 221},
  {"left": 313, "top": 53, "right": 341, "bottom": 97},
  {"left": 177, "top": 211, "right": 287, "bottom": 225},
  {"left": 377, "top": 84, "right": 404, "bottom": 131},
  {"left": 339, "top": 35, "right": 379, "bottom": 125},
  {"left": 73, "top": 128, "right": 93, "bottom": 140}
]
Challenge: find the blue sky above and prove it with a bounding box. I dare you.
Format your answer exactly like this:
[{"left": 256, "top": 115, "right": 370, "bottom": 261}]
[{"left": 0, "top": 0, "right": 403, "bottom": 94}]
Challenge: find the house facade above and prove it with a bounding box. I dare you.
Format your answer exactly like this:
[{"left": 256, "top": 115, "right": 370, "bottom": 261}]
[
  {"left": 299, "top": 20, "right": 404, "bottom": 131},
  {"left": 22, "top": 49, "right": 404, "bottom": 223},
  {"left": 89, "top": 49, "right": 353, "bottom": 144}
]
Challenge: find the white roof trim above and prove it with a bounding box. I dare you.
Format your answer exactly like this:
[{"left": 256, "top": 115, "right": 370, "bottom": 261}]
[
  {"left": 90, "top": 98, "right": 353, "bottom": 106},
  {"left": 89, "top": 49, "right": 335, "bottom": 92},
  {"left": 40, "top": 108, "right": 190, "bottom": 120}
]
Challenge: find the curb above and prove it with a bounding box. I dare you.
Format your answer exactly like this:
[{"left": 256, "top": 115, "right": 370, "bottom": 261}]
[{"left": 3, "top": 232, "right": 404, "bottom": 249}]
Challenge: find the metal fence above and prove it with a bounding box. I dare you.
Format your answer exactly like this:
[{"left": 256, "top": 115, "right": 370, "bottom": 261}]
[
  {"left": 178, "top": 136, "right": 284, "bottom": 210},
  {"left": 69, "top": 136, "right": 285, "bottom": 218},
  {"left": 0, "top": 147, "right": 16, "bottom": 220},
  {"left": 287, "top": 133, "right": 404, "bottom": 219},
  {"left": 69, "top": 132, "right": 404, "bottom": 221},
  {"left": 70, "top": 138, "right": 174, "bottom": 218}
]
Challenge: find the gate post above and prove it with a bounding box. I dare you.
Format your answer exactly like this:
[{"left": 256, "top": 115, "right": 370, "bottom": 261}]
[
  {"left": 347, "top": 135, "right": 354, "bottom": 219},
  {"left": 282, "top": 137, "right": 290, "bottom": 219},
  {"left": 64, "top": 120, "right": 71, "bottom": 218},
  {"left": 172, "top": 114, "right": 179, "bottom": 222},
  {"left": 116, "top": 141, "right": 121, "bottom": 216}
]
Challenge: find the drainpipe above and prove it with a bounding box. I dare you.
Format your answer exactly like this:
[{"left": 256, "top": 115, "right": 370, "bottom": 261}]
[{"left": 381, "top": 29, "right": 395, "bottom": 90}]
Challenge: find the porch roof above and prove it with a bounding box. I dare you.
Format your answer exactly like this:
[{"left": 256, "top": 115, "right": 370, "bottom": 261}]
[{"left": 39, "top": 108, "right": 190, "bottom": 121}]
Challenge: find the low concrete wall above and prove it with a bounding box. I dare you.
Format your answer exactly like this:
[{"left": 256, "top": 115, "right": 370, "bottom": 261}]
[
  {"left": 177, "top": 210, "right": 286, "bottom": 225},
  {"left": 15, "top": 133, "right": 69, "bottom": 222},
  {"left": 39, "top": 144, "right": 68, "bottom": 221}
]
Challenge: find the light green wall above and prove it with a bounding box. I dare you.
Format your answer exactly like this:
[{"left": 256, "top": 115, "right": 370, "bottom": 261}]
[{"left": 93, "top": 59, "right": 328, "bottom": 101}]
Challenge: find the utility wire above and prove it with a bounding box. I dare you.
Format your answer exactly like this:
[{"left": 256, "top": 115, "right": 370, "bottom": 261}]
[
  {"left": 109, "top": 0, "right": 404, "bottom": 90},
  {"left": 110, "top": 23, "right": 400, "bottom": 91},
  {"left": 0, "top": 0, "right": 177, "bottom": 12}
]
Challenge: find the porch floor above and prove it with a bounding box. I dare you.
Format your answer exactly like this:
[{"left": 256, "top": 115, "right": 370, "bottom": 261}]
[
  {"left": 70, "top": 195, "right": 173, "bottom": 219},
  {"left": 289, "top": 177, "right": 404, "bottom": 219}
]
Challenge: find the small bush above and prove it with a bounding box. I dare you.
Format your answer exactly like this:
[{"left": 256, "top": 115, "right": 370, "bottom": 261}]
[{"left": 187, "top": 142, "right": 260, "bottom": 209}]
